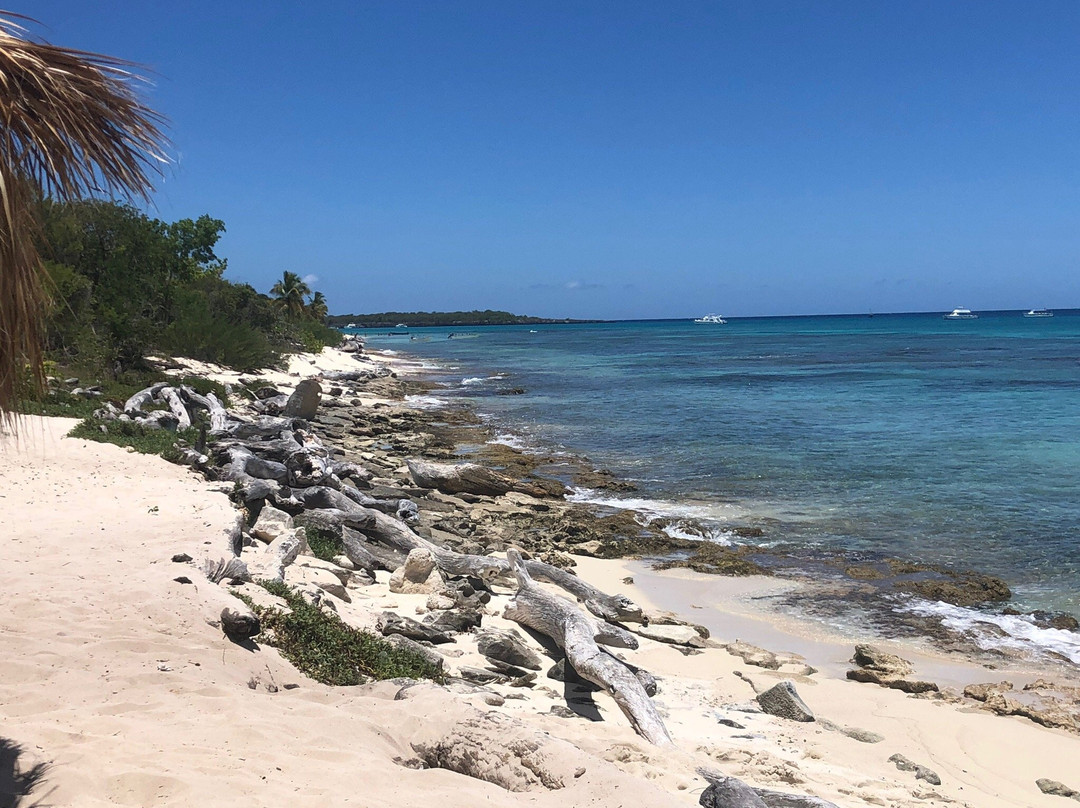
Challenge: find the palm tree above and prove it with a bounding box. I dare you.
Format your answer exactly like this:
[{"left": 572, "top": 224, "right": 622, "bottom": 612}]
[
  {"left": 270, "top": 271, "right": 311, "bottom": 319},
  {"left": 308, "top": 291, "right": 328, "bottom": 322},
  {"left": 0, "top": 14, "right": 166, "bottom": 420}
]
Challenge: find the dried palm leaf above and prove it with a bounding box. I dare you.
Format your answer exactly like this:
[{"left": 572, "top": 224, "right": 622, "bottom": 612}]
[{"left": 0, "top": 13, "right": 168, "bottom": 420}]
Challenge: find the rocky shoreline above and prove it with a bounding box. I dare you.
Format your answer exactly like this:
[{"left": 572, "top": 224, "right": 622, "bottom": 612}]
[{"left": 6, "top": 343, "right": 1080, "bottom": 807}]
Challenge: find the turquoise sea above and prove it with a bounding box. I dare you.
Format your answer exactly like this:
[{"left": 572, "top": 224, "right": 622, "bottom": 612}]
[{"left": 353, "top": 311, "right": 1080, "bottom": 662}]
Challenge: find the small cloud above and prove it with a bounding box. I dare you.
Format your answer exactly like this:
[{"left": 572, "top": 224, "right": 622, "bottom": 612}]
[
  {"left": 302, "top": 273, "right": 319, "bottom": 285},
  {"left": 565, "top": 280, "right": 604, "bottom": 291}
]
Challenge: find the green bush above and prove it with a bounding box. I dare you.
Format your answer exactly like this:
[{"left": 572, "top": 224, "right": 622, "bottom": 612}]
[
  {"left": 306, "top": 526, "right": 343, "bottom": 562},
  {"left": 250, "top": 580, "right": 444, "bottom": 685},
  {"left": 68, "top": 418, "right": 200, "bottom": 460},
  {"left": 160, "top": 290, "right": 279, "bottom": 371}
]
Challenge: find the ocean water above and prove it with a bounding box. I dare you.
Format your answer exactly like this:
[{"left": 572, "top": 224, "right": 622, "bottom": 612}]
[{"left": 355, "top": 312, "right": 1080, "bottom": 649}]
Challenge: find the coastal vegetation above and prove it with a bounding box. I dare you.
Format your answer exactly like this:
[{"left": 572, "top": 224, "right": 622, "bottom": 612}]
[
  {"left": 328, "top": 310, "right": 595, "bottom": 328},
  {"left": 242, "top": 580, "right": 445, "bottom": 685},
  {"left": 0, "top": 15, "right": 165, "bottom": 417}
]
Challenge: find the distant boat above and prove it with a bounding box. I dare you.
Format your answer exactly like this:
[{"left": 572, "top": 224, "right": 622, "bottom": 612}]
[
  {"left": 396, "top": 323, "right": 407, "bottom": 328},
  {"left": 693, "top": 314, "right": 727, "bottom": 324},
  {"left": 346, "top": 322, "right": 357, "bottom": 328},
  {"left": 1023, "top": 308, "right": 1053, "bottom": 318},
  {"left": 944, "top": 307, "right": 978, "bottom": 320}
]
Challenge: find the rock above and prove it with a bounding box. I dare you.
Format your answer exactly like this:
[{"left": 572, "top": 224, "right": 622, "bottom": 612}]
[
  {"left": 426, "top": 609, "right": 483, "bottom": 633},
  {"left": 852, "top": 644, "right": 913, "bottom": 676},
  {"left": 476, "top": 629, "right": 543, "bottom": 670},
  {"left": 847, "top": 644, "right": 938, "bottom": 693},
  {"left": 284, "top": 379, "right": 322, "bottom": 419},
  {"left": 171, "top": 553, "right": 192, "bottom": 563},
  {"left": 383, "top": 633, "right": 445, "bottom": 670},
  {"left": 756, "top": 681, "right": 815, "bottom": 722},
  {"left": 378, "top": 611, "right": 455, "bottom": 644},
  {"left": 899, "top": 572, "right": 1011, "bottom": 607},
  {"left": 699, "top": 776, "right": 769, "bottom": 807},
  {"left": 963, "top": 681, "right": 1013, "bottom": 702},
  {"left": 726, "top": 640, "right": 782, "bottom": 669},
  {"left": 457, "top": 666, "right": 506, "bottom": 685},
  {"left": 250, "top": 504, "right": 294, "bottom": 543},
  {"left": 220, "top": 607, "right": 260, "bottom": 641},
  {"left": 388, "top": 548, "right": 442, "bottom": 595},
  {"left": 1036, "top": 779, "right": 1080, "bottom": 800},
  {"left": 817, "top": 718, "right": 883, "bottom": 744},
  {"left": 635, "top": 623, "right": 705, "bottom": 647},
  {"left": 888, "top": 753, "right": 941, "bottom": 785},
  {"left": 846, "top": 669, "right": 939, "bottom": 693},
  {"left": 425, "top": 593, "right": 456, "bottom": 611}
]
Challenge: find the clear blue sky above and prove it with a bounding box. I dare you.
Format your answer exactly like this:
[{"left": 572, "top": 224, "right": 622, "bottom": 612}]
[{"left": 23, "top": 1, "right": 1080, "bottom": 318}]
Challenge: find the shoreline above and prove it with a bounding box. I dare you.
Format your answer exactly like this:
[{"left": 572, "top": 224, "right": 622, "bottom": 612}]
[
  {"left": 370, "top": 341, "right": 1080, "bottom": 677},
  {"left": 3, "top": 343, "right": 1080, "bottom": 807}
]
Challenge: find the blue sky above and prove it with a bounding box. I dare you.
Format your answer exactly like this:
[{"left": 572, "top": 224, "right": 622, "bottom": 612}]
[{"left": 23, "top": 1, "right": 1080, "bottom": 318}]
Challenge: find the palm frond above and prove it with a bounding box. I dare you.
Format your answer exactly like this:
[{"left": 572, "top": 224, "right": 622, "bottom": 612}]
[{"left": 0, "top": 13, "right": 168, "bottom": 419}]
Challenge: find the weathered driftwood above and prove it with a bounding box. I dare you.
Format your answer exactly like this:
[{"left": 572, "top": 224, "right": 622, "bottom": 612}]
[
  {"left": 123, "top": 381, "right": 168, "bottom": 415},
  {"left": 341, "top": 504, "right": 644, "bottom": 621},
  {"left": 203, "top": 556, "right": 251, "bottom": 584},
  {"left": 273, "top": 484, "right": 397, "bottom": 515},
  {"left": 180, "top": 385, "right": 229, "bottom": 432},
  {"left": 407, "top": 458, "right": 564, "bottom": 499},
  {"left": 159, "top": 386, "right": 193, "bottom": 430},
  {"left": 218, "top": 446, "right": 288, "bottom": 484},
  {"left": 255, "top": 531, "right": 303, "bottom": 582},
  {"left": 502, "top": 548, "right": 672, "bottom": 746},
  {"left": 340, "top": 526, "right": 400, "bottom": 575},
  {"left": 214, "top": 415, "right": 295, "bottom": 440}
]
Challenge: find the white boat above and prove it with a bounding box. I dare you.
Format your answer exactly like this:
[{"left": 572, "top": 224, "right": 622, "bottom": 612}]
[
  {"left": 1023, "top": 309, "right": 1053, "bottom": 318},
  {"left": 346, "top": 322, "right": 357, "bottom": 328},
  {"left": 395, "top": 323, "right": 407, "bottom": 328},
  {"left": 693, "top": 314, "right": 727, "bottom": 324},
  {"left": 944, "top": 307, "right": 978, "bottom": 320}
]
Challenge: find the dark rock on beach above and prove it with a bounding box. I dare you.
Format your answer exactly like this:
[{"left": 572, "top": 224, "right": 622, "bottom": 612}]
[{"left": 756, "top": 681, "right": 815, "bottom": 722}]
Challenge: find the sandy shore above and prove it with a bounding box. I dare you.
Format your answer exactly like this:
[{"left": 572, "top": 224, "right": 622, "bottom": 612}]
[{"left": 3, "top": 345, "right": 1079, "bottom": 807}]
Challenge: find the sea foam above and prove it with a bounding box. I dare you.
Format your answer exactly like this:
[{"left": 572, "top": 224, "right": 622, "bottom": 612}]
[{"left": 902, "top": 598, "right": 1080, "bottom": 665}]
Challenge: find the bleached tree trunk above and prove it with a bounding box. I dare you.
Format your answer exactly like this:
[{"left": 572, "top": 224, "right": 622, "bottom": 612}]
[{"left": 502, "top": 548, "right": 672, "bottom": 746}]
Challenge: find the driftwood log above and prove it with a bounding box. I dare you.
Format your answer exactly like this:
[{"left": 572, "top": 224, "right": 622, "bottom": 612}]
[
  {"left": 159, "top": 386, "right": 193, "bottom": 430},
  {"left": 343, "top": 505, "right": 644, "bottom": 623},
  {"left": 180, "top": 385, "right": 229, "bottom": 432},
  {"left": 502, "top": 549, "right": 672, "bottom": 746},
  {"left": 123, "top": 381, "right": 168, "bottom": 415}
]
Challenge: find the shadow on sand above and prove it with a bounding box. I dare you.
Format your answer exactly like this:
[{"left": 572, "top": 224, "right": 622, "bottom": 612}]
[{"left": 0, "top": 738, "right": 51, "bottom": 808}]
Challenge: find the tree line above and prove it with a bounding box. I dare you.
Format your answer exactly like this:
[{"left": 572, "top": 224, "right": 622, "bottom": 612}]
[
  {"left": 37, "top": 198, "right": 340, "bottom": 375},
  {"left": 328, "top": 310, "right": 593, "bottom": 328}
]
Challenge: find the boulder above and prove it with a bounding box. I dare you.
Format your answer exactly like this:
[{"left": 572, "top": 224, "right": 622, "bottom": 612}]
[
  {"left": 388, "top": 548, "right": 442, "bottom": 594},
  {"left": 220, "top": 608, "right": 260, "bottom": 641},
  {"left": 426, "top": 609, "right": 483, "bottom": 634},
  {"left": 756, "top": 681, "right": 815, "bottom": 722},
  {"left": 250, "top": 504, "right": 294, "bottom": 543},
  {"left": 852, "top": 644, "right": 913, "bottom": 676},
  {"left": 846, "top": 644, "right": 938, "bottom": 693},
  {"left": 699, "top": 776, "right": 769, "bottom": 808},
  {"left": 284, "top": 378, "right": 322, "bottom": 419},
  {"left": 476, "top": 628, "right": 543, "bottom": 670}
]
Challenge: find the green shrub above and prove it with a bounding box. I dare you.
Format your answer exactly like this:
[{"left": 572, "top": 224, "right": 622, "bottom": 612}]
[
  {"left": 16, "top": 389, "right": 100, "bottom": 419},
  {"left": 68, "top": 418, "right": 200, "bottom": 459},
  {"left": 306, "top": 526, "right": 343, "bottom": 562},
  {"left": 249, "top": 580, "right": 443, "bottom": 685}
]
